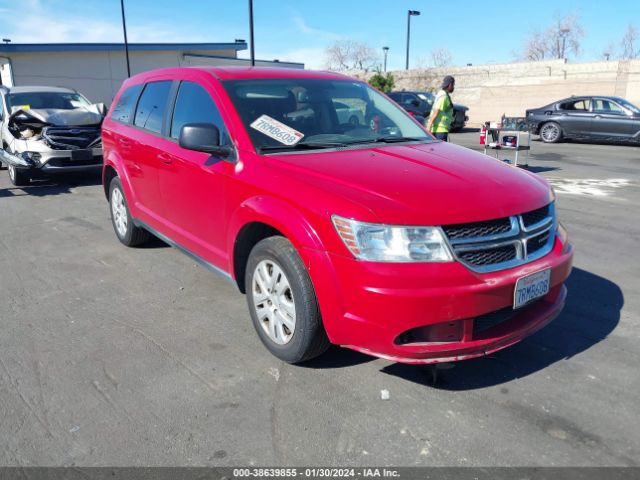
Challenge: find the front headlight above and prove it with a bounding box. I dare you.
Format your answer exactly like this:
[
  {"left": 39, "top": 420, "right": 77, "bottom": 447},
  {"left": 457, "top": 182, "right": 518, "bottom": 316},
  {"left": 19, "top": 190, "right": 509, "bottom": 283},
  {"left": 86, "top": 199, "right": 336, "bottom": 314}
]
[
  {"left": 332, "top": 215, "right": 453, "bottom": 262},
  {"left": 19, "top": 151, "right": 42, "bottom": 165}
]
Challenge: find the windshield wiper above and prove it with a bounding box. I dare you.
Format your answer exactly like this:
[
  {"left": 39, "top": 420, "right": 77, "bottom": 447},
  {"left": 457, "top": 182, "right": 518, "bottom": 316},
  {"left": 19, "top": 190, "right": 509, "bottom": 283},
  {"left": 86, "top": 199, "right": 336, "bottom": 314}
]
[
  {"left": 258, "top": 141, "right": 348, "bottom": 153},
  {"left": 339, "top": 136, "right": 426, "bottom": 146},
  {"left": 258, "top": 137, "right": 427, "bottom": 153},
  {"left": 371, "top": 136, "right": 426, "bottom": 143}
]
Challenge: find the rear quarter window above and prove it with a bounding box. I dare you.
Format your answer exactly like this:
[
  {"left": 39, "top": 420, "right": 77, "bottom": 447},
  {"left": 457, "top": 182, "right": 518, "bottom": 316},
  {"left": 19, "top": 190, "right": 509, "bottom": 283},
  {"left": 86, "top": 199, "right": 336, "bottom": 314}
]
[
  {"left": 111, "top": 84, "right": 143, "bottom": 124},
  {"left": 134, "top": 81, "right": 173, "bottom": 134},
  {"left": 558, "top": 99, "right": 590, "bottom": 111}
]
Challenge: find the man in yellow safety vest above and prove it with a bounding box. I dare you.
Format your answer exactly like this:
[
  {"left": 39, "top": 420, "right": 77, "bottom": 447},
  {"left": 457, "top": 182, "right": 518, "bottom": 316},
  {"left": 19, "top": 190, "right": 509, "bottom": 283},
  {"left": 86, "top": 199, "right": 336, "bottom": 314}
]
[{"left": 426, "top": 75, "right": 455, "bottom": 141}]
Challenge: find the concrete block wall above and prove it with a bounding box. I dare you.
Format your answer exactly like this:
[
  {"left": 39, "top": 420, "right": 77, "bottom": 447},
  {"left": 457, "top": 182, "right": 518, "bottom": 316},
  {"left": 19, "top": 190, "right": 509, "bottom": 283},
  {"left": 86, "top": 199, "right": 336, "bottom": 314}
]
[{"left": 349, "top": 59, "right": 640, "bottom": 128}]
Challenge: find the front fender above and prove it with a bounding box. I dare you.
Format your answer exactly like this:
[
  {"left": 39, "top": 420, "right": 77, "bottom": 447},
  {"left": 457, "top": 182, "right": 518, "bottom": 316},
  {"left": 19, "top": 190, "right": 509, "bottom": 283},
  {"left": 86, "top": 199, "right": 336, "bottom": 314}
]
[
  {"left": 227, "top": 195, "right": 325, "bottom": 267},
  {"left": 102, "top": 149, "right": 137, "bottom": 214},
  {"left": 226, "top": 195, "right": 347, "bottom": 342}
]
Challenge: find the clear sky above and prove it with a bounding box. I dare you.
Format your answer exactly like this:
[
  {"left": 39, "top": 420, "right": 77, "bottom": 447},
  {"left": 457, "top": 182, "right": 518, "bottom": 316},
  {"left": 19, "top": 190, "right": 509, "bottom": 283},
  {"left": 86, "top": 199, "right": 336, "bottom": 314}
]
[{"left": 1, "top": 0, "right": 638, "bottom": 70}]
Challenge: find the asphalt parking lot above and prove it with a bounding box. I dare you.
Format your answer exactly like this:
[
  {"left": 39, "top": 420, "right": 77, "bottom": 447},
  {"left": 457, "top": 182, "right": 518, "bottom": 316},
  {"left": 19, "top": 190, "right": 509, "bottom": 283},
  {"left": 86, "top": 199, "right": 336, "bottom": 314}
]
[{"left": 1, "top": 133, "right": 639, "bottom": 467}]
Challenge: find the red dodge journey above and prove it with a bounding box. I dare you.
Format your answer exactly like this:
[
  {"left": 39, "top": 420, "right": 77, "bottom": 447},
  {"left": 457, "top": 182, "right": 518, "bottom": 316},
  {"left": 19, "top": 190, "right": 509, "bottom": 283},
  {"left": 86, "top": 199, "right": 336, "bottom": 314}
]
[{"left": 102, "top": 66, "right": 573, "bottom": 364}]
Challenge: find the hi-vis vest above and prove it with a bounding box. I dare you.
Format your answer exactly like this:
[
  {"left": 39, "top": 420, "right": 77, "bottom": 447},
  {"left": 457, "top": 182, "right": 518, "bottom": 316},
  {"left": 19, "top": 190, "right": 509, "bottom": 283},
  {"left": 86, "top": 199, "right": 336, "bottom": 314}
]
[{"left": 431, "top": 89, "right": 454, "bottom": 133}]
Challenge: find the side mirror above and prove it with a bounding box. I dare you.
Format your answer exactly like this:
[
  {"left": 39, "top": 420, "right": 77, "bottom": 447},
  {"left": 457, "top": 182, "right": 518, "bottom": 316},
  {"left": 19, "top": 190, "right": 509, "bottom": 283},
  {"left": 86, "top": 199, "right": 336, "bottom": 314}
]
[{"left": 179, "top": 123, "right": 234, "bottom": 159}]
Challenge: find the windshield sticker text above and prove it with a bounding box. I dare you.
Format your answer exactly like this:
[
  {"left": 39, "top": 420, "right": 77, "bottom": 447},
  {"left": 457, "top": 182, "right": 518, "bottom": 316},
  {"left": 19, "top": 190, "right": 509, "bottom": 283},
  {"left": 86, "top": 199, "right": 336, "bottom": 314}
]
[{"left": 250, "top": 115, "right": 304, "bottom": 146}]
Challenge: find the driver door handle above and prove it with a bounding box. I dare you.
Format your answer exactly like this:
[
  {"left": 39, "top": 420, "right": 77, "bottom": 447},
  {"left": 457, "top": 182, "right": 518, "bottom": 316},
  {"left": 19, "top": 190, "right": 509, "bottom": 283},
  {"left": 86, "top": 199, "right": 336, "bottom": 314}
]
[{"left": 158, "top": 153, "right": 173, "bottom": 164}]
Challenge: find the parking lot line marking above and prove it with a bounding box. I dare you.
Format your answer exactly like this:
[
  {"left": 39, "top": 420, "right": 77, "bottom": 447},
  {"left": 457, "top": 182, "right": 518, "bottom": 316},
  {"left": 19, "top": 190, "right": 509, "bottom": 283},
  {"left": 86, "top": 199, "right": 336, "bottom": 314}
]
[{"left": 547, "top": 178, "right": 632, "bottom": 197}]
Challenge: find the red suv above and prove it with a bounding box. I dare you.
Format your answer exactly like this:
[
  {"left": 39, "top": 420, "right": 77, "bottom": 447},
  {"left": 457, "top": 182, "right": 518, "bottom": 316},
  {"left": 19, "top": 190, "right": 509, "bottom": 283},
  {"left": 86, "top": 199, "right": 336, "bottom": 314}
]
[{"left": 102, "top": 67, "right": 573, "bottom": 364}]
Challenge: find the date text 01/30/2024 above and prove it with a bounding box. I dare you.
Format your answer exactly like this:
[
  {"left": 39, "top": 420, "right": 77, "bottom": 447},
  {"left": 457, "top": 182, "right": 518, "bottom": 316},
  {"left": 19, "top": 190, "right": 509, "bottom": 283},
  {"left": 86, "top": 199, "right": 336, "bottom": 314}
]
[{"left": 232, "top": 467, "right": 400, "bottom": 477}]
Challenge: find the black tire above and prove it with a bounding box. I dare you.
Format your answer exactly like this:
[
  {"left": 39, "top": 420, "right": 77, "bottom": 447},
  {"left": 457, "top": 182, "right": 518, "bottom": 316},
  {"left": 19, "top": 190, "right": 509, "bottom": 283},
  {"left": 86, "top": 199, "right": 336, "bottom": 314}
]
[
  {"left": 7, "top": 162, "right": 30, "bottom": 186},
  {"left": 109, "top": 176, "right": 150, "bottom": 247},
  {"left": 0, "top": 143, "right": 7, "bottom": 170},
  {"left": 4, "top": 146, "right": 30, "bottom": 186},
  {"left": 539, "top": 121, "right": 563, "bottom": 143},
  {"left": 245, "top": 236, "right": 330, "bottom": 363}
]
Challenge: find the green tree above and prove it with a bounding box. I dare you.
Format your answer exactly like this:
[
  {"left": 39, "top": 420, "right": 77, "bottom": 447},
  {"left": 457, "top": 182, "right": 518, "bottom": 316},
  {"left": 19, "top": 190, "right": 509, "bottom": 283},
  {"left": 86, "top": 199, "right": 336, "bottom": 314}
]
[{"left": 368, "top": 72, "right": 395, "bottom": 93}]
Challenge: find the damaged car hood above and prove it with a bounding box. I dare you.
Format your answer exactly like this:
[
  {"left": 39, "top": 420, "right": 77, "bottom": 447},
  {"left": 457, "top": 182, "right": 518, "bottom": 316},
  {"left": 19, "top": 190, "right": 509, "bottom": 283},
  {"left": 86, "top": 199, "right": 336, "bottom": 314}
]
[{"left": 9, "top": 104, "right": 106, "bottom": 128}]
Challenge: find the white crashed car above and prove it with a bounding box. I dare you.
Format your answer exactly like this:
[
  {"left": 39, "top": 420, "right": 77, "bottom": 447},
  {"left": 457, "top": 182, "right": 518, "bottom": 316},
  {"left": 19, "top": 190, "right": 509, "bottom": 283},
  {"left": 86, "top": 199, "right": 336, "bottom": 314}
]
[{"left": 0, "top": 85, "right": 106, "bottom": 186}]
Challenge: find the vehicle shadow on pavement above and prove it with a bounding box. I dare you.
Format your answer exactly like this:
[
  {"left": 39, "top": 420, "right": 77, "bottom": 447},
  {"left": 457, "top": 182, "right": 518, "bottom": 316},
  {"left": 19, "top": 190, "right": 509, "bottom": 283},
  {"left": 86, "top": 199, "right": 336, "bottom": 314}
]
[
  {"left": 0, "top": 172, "right": 101, "bottom": 198},
  {"left": 300, "top": 345, "right": 375, "bottom": 369},
  {"left": 380, "top": 267, "right": 623, "bottom": 389},
  {"left": 524, "top": 166, "right": 560, "bottom": 174},
  {"left": 138, "top": 235, "right": 170, "bottom": 249},
  {"left": 530, "top": 152, "right": 566, "bottom": 163}
]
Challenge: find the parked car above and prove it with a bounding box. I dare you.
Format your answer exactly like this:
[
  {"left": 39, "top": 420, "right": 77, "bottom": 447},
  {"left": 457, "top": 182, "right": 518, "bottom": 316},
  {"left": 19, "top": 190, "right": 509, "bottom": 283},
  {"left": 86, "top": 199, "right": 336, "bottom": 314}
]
[
  {"left": 102, "top": 67, "right": 573, "bottom": 365},
  {"left": 526, "top": 95, "right": 640, "bottom": 143},
  {"left": 0, "top": 85, "right": 106, "bottom": 186},
  {"left": 333, "top": 101, "right": 365, "bottom": 126},
  {"left": 388, "top": 90, "right": 469, "bottom": 131}
]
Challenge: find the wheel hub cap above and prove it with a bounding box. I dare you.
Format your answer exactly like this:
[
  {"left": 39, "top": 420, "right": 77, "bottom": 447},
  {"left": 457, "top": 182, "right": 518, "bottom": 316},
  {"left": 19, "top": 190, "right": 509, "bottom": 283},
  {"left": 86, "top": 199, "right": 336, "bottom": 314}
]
[
  {"left": 252, "top": 259, "right": 296, "bottom": 345},
  {"left": 111, "top": 188, "right": 128, "bottom": 237}
]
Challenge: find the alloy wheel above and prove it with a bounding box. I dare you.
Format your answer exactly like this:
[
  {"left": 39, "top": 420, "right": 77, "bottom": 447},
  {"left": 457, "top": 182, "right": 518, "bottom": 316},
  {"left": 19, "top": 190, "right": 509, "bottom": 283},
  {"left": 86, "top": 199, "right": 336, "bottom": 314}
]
[
  {"left": 111, "top": 187, "right": 128, "bottom": 238},
  {"left": 541, "top": 123, "right": 560, "bottom": 142},
  {"left": 252, "top": 259, "right": 296, "bottom": 345}
]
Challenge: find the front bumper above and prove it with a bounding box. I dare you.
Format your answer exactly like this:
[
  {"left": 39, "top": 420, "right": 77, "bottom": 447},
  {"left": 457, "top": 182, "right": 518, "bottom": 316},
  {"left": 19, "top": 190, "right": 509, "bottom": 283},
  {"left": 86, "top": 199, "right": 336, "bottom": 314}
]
[
  {"left": 0, "top": 147, "right": 103, "bottom": 173},
  {"left": 306, "top": 236, "right": 573, "bottom": 364}
]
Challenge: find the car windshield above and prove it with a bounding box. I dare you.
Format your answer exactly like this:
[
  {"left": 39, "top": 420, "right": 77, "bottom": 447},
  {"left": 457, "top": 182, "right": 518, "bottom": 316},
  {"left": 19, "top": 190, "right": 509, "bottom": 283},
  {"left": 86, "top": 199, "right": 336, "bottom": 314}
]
[
  {"left": 222, "top": 78, "right": 433, "bottom": 153},
  {"left": 417, "top": 92, "right": 434, "bottom": 104},
  {"left": 617, "top": 99, "right": 640, "bottom": 114},
  {"left": 6, "top": 91, "right": 92, "bottom": 111}
]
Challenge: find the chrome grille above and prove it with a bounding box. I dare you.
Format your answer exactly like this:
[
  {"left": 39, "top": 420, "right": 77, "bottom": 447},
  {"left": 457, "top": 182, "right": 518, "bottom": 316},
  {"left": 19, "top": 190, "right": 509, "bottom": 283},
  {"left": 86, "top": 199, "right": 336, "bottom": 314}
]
[
  {"left": 458, "top": 245, "right": 517, "bottom": 266},
  {"left": 442, "top": 218, "right": 512, "bottom": 240},
  {"left": 522, "top": 204, "right": 550, "bottom": 228},
  {"left": 443, "top": 203, "right": 556, "bottom": 273},
  {"left": 42, "top": 126, "right": 102, "bottom": 150},
  {"left": 527, "top": 231, "right": 551, "bottom": 255}
]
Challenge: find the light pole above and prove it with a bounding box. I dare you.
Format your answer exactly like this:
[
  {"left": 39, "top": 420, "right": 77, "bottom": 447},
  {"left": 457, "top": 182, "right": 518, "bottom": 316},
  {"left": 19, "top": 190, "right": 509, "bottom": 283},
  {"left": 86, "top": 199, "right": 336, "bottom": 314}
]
[
  {"left": 382, "top": 46, "right": 389, "bottom": 72},
  {"left": 248, "top": 0, "right": 255, "bottom": 66},
  {"left": 405, "top": 10, "right": 420, "bottom": 70},
  {"left": 119, "top": 0, "right": 131, "bottom": 77},
  {"left": 559, "top": 28, "right": 570, "bottom": 60}
]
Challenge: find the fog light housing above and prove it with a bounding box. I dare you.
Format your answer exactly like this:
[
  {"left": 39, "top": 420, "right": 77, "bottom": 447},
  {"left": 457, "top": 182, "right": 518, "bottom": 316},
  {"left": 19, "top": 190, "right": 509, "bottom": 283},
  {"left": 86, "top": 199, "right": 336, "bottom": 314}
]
[
  {"left": 19, "top": 151, "right": 42, "bottom": 166},
  {"left": 395, "top": 320, "right": 463, "bottom": 345}
]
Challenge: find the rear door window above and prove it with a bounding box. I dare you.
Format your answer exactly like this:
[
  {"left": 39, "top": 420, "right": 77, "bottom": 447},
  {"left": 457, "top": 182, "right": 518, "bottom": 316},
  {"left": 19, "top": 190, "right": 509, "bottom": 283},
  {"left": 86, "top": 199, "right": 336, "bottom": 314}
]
[
  {"left": 111, "top": 84, "right": 143, "bottom": 124},
  {"left": 170, "top": 81, "right": 229, "bottom": 144},
  {"left": 134, "top": 81, "right": 172, "bottom": 134}
]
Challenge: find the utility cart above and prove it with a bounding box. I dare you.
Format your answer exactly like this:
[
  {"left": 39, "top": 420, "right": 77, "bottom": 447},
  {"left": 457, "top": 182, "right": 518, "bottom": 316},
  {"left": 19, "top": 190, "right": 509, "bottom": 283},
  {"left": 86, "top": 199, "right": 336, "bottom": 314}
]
[{"left": 481, "top": 116, "right": 531, "bottom": 168}]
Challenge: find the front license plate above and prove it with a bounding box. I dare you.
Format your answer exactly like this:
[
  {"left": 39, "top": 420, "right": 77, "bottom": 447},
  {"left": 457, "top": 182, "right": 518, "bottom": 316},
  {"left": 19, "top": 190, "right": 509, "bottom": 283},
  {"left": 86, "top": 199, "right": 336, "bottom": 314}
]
[
  {"left": 514, "top": 269, "right": 551, "bottom": 309},
  {"left": 71, "top": 149, "right": 93, "bottom": 161}
]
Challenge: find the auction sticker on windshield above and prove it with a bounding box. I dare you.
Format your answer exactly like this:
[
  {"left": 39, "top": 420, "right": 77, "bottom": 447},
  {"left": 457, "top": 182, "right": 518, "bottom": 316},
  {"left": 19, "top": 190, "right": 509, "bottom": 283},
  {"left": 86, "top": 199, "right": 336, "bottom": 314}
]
[
  {"left": 250, "top": 115, "right": 304, "bottom": 146},
  {"left": 514, "top": 269, "right": 550, "bottom": 309}
]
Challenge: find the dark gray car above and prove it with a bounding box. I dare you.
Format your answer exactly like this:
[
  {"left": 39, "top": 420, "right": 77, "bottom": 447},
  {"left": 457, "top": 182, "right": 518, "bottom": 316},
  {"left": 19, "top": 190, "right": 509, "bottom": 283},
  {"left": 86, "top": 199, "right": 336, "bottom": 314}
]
[
  {"left": 526, "top": 96, "right": 640, "bottom": 143},
  {"left": 388, "top": 91, "right": 468, "bottom": 132}
]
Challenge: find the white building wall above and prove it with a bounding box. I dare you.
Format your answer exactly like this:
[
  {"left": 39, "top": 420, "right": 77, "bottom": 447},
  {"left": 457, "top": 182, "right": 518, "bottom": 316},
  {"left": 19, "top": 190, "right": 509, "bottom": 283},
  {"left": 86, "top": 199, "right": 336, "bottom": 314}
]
[{"left": 7, "top": 48, "right": 244, "bottom": 104}]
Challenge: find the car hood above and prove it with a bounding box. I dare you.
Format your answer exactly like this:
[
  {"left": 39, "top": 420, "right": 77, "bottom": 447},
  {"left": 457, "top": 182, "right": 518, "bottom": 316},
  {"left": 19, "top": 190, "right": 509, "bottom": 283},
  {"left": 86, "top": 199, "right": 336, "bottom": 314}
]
[
  {"left": 268, "top": 141, "right": 551, "bottom": 225},
  {"left": 8, "top": 105, "right": 106, "bottom": 128}
]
